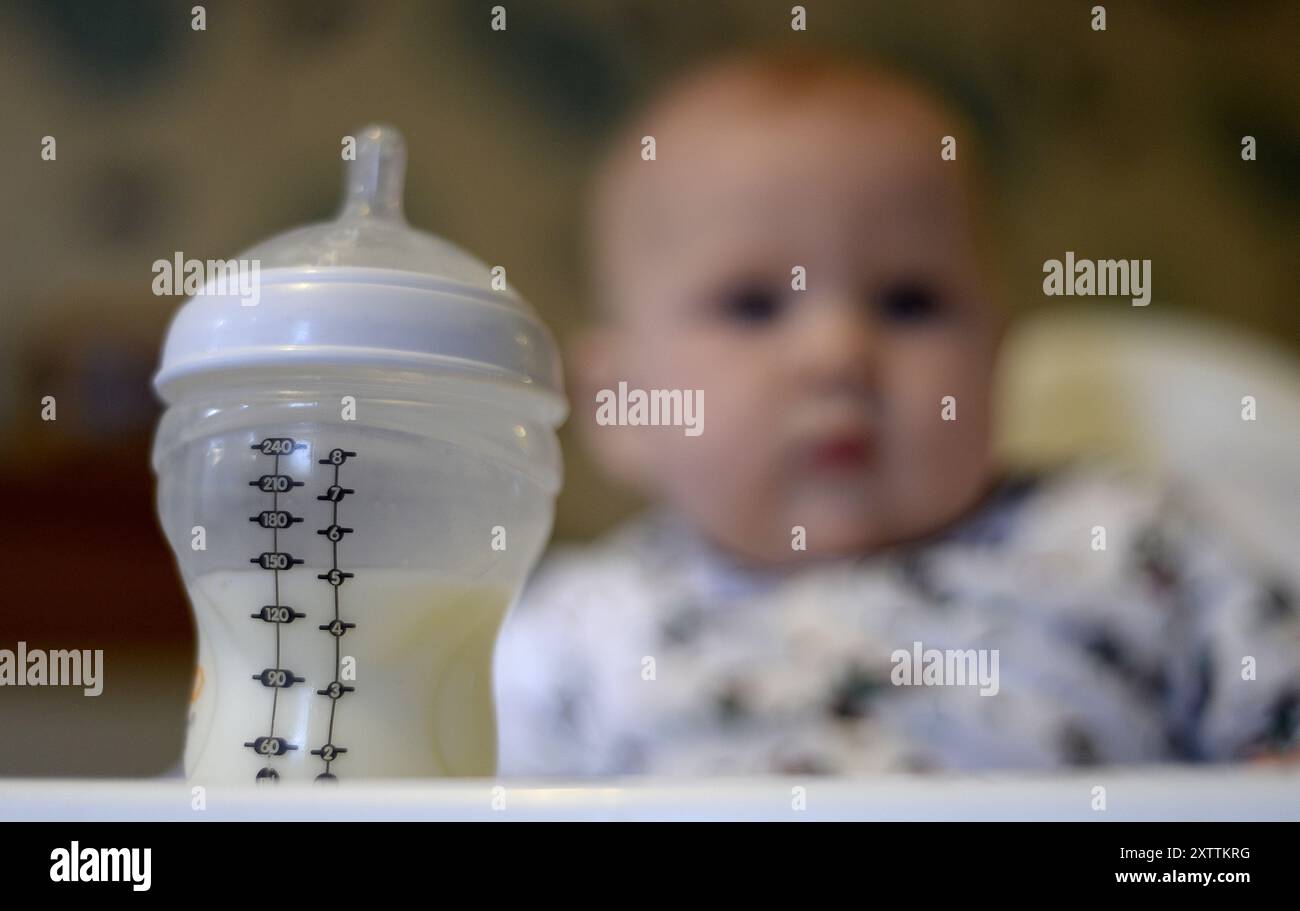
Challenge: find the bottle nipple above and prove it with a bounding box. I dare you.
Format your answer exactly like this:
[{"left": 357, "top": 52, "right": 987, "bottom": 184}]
[{"left": 341, "top": 124, "right": 407, "bottom": 223}]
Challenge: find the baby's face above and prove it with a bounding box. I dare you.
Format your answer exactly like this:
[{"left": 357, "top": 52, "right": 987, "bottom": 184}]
[{"left": 587, "top": 83, "right": 1001, "bottom": 565}]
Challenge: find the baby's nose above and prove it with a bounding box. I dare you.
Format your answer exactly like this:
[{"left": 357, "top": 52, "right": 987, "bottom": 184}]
[{"left": 788, "top": 299, "right": 879, "bottom": 391}]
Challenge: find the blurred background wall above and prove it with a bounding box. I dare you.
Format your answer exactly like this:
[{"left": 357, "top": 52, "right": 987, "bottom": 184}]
[{"left": 0, "top": 0, "right": 1296, "bottom": 775}]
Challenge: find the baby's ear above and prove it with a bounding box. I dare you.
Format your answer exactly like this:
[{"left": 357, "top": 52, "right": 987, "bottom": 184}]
[{"left": 566, "top": 324, "right": 654, "bottom": 492}]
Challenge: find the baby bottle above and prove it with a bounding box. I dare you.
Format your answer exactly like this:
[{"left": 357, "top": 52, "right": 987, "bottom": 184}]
[{"left": 150, "top": 125, "right": 566, "bottom": 784}]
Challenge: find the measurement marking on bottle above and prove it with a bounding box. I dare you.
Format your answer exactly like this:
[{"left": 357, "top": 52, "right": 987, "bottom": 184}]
[
  {"left": 313, "top": 447, "right": 357, "bottom": 783},
  {"left": 253, "top": 668, "right": 307, "bottom": 688},
  {"left": 246, "top": 437, "right": 308, "bottom": 783},
  {"left": 250, "top": 605, "right": 307, "bottom": 624}
]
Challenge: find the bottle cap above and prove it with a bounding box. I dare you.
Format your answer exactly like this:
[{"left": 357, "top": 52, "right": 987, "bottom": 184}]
[{"left": 153, "top": 124, "right": 566, "bottom": 423}]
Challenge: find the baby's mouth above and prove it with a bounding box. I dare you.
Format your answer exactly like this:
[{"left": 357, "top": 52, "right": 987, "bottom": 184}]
[{"left": 803, "top": 432, "right": 875, "bottom": 473}]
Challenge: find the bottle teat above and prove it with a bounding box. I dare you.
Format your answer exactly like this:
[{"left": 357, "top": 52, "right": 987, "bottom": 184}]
[
  {"left": 341, "top": 124, "right": 407, "bottom": 223},
  {"left": 228, "top": 121, "right": 503, "bottom": 280}
]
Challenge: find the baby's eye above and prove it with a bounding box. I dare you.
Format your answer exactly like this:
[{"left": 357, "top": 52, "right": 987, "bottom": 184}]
[
  {"left": 716, "top": 284, "right": 785, "bottom": 325},
  {"left": 875, "top": 281, "right": 944, "bottom": 325}
]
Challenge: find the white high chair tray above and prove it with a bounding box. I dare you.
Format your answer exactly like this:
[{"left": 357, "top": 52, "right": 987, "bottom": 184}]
[{"left": 1, "top": 767, "right": 1296, "bottom": 821}]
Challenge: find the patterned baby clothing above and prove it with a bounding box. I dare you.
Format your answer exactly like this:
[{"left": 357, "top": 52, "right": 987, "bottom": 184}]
[{"left": 493, "top": 464, "right": 1300, "bottom": 776}]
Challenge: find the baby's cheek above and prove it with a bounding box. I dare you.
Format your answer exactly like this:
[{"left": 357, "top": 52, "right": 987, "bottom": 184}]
[
  {"left": 891, "top": 337, "right": 989, "bottom": 425},
  {"left": 692, "top": 406, "right": 772, "bottom": 499},
  {"left": 682, "top": 409, "right": 783, "bottom": 524},
  {"left": 884, "top": 346, "right": 994, "bottom": 491}
]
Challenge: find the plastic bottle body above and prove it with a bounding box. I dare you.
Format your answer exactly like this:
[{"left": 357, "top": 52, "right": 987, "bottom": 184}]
[{"left": 151, "top": 368, "right": 561, "bottom": 783}]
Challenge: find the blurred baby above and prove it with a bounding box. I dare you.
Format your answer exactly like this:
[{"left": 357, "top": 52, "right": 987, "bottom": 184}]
[{"left": 493, "top": 51, "right": 1300, "bottom": 775}]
